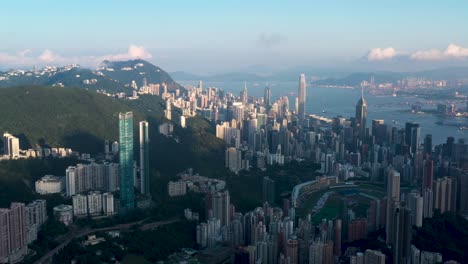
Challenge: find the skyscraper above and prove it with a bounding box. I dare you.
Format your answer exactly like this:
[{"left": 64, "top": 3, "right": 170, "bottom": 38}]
[
  {"left": 422, "top": 159, "right": 434, "bottom": 191},
  {"left": 119, "top": 112, "right": 135, "bottom": 211},
  {"left": 262, "top": 176, "right": 275, "bottom": 204},
  {"left": 386, "top": 169, "right": 400, "bottom": 245},
  {"left": 241, "top": 82, "right": 248, "bottom": 105},
  {"left": 424, "top": 134, "right": 432, "bottom": 155},
  {"left": 405, "top": 122, "right": 420, "bottom": 155},
  {"left": 0, "top": 203, "right": 27, "bottom": 263},
  {"left": 139, "top": 121, "right": 150, "bottom": 196},
  {"left": 393, "top": 205, "right": 412, "bottom": 264},
  {"left": 407, "top": 193, "right": 423, "bottom": 227},
  {"left": 264, "top": 85, "right": 271, "bottom": 111},
  {"left": 298, "top": 74, "right": 306, "bottom": 121},
  {"left": 355, "top": 87, "right": 367, "bottom": 139}
]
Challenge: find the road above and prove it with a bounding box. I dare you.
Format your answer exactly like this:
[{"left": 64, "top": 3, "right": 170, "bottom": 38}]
[{"left": 34, "top": 218, "right": 179, "bottom": 264}]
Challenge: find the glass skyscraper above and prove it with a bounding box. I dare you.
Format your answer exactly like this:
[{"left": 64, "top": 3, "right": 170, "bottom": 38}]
[{"left": 119, "top": 112, "right": 135, "bottom": 211}]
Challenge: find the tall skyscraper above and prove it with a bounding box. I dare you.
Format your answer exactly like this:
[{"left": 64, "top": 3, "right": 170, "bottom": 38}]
[
  {"left": 405, "top": 122, "right": 420, "bottom": 155},
  {"left": 298, "top": 74, "right": 306, "bottom": 121},
  {"left": 119, "top": 112, "right": 135, "bottom": 211},
  {"left": 386, "top": 169, "right": 400, "bottom": 245},
  {"left": 424, "top": 134, "right": 432, "bottom": 155},
  {"left": 422, "top": 159, "right": 434, "bottom": 191},
  {"left": 241, "top": 82, "right": 248, "bottom": 105},
  {"left": 262, "top": 176, "right": 275, "bottom": 204},
  {"left": 264, "top": 85, "right": 271, "bottom": 111},
  {"left": 355, "top": 87, "right": 367, "bottom": 139},
  {"left": 333, "top": 219, "right": 342, "bottom": 256},
  {"left": 212, "top": 190, "right": 230, "bottom": 227},
  {"left": 139, "top": 121, "right": 150, "bottom": 196},
  {"left": 393, "top": 205, "right": 412, "bottom": 264}
]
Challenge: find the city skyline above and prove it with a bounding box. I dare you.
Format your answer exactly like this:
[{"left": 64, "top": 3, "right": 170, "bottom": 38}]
[
  {"left": 1, "top": 1, "right": 468, "bottom": 73},
  {"left": 0, "top": 2, "right": 467, "bottom": 263}
]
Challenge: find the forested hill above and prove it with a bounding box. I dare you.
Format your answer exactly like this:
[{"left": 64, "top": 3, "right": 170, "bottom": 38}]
[
  {"left": 0, "top": 59, "right": 185, "bottom": 94},
  {"left": 0, "top": 86, "right": 225, "bottom": 176}
]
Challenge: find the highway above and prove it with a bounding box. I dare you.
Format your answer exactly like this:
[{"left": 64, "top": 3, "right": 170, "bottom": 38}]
[{"left": 34, "top": 218, "right": 179, "bottom": 264}]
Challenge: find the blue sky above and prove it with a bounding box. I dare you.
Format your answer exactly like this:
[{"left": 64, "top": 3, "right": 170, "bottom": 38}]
[{"left": 1, "top": 0, "right": 468, "bottom": 73}]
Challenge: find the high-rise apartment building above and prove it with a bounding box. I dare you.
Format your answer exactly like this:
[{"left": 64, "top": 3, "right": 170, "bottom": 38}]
[
  {"left": 65, "top": 163, "right": 119, "bottom": 196},
  {"left": 364, "top": 249, "right": 386, "bottom": 264},
  {"left": 0, "top": 203, "right": 27, "bottom": 263},
  {"left": 139, "top": 121, "right": 150, "bottom": 195},
  {"left": 2, "top": 133, "right": 20, "bottom": 158},
  {"left": 298, "top": 74, "right": 306, "bottom": 121},
  {"left": 262, "top": 176, "right": 275, "bottom": 204},
  {"left": 407, "top": 193, "right": 423, "bottom": 227},
  {"left": 119, "top": 112, "right": 135, "bottom": 211},
  {"left": 433, "top": 176, "right": 457, "bottom": 213},
  {"left": 386, "top": 169, "right": 400, "bottom": 245},
  {"left": 393, "top": 205, "right": 412, "bottom": 264}
]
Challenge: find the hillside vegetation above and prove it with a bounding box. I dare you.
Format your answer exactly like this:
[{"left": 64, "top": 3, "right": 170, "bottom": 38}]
[{"left": 0, "top": 85, "right": 226, "bottom": 205}]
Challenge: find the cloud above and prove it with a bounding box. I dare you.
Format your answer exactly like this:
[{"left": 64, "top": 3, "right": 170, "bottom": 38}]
[
  {"left": 410, "top": 49, "right": 444, "bottom": 61},
  {"left": 0, "top": 45, "right": 153, "bottom": 69},
  {"left": 258, "top": 33, "right": 287, "bottom": 48},
  {"left": 99, "top": 45, "right": 152, "bottom": 61},
  {"left": 411, "top": 44, "right": 468, "bottom": 61},
  {"left": 367, "top": 47, "right": 400, "bottom": 61},
  {"left": 39, "top": 49, "right": 62, "bottom": 63},
  {"left": 0, "top": 49, "right": 34, "bottom": 66},
  {"left": 444, "top": 44, "right": 468, "bottom": 58}
]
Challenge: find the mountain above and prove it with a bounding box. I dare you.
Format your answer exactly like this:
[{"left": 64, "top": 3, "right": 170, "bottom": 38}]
[
  {"left": 99, "top": 59, "right": 185, "bottom": 92},
  {"left": 0, "top": 86, "right": 225, "bottom": 175},
  {"left": 313, "top": 67, "right": 468, "bottom": 86},
  {"left": 0, "top": 60, "right": 185, "bottom": 94}
]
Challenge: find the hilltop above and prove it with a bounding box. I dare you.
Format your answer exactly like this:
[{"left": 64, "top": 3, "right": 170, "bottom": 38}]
[
  {"left": 0, "top": 59, "right": 185, "bottom": 94},
  {"left": 100, "top": 59, "right": 184, "bottom": 92}
]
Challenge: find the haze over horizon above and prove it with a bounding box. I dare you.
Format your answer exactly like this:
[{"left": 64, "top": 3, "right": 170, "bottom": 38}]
[{"left": 1, "top": 0, "right": 468, "bottom": 74}]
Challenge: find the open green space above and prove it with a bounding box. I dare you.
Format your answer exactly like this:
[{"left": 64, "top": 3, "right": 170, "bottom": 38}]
[
  {"left": 311, "top": 195, "right": 344, "bottom": 223},
  {"left": 296, "top": 189, "right": 329, "bottom": 217}
]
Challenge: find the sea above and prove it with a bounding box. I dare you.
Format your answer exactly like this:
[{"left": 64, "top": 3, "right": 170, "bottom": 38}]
[{"left": 178, "top": 80, "right": 467, "bottom": 145}]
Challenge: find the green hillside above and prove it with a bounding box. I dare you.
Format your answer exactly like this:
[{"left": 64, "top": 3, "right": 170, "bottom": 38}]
[
  {"left": 0, "top": 86, "right": 136, "bottom": 153},
  {"left": 0, "top": 85, "right": 226, "bottom": 206}
]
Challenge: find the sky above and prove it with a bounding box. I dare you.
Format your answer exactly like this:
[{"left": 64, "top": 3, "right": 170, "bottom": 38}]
[{"left": 1, "top": 0, "right": 468, "bottom": 73}]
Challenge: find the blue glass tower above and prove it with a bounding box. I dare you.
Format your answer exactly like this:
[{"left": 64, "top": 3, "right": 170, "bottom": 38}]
[{"left": 119, "top": 112, "right": 135, "bottom": 211}]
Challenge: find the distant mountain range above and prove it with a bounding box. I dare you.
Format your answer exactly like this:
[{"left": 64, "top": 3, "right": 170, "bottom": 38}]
[
  {"left": 2, "top": 59, "right": 468, "bottom": 90},
  {"left": 170, "top": 66, "right": 468, "bottom": 86},
  {"left": 0, "top": 59, "right": 184, "bottom": 94}
]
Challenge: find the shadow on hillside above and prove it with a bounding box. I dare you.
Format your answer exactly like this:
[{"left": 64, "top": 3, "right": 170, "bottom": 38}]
[
  {"left": 16, "top": 133, "right": 32, "bottom": 150},
  {"left": 62, "top": 131, "right": 103, "bottom": 154}
]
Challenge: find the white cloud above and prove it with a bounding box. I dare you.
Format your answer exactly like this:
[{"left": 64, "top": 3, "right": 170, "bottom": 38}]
[
  {"left": 444, "top": 44, "right": 468, "bottom": 58},
  {"left": 39, "top": 49, "right": 61, "bottom": 63},
  {"left": 367, "top": 47, "right": 399, "bottom": 61},
  {"left": 99, "top": 45, "right": 152, "bottom": 62},
  {"left": 0, "top": 45, "right": 153, "bottom": 69},
  {"left": 411, "top": 44, "right": 468, "bottom": 61},
  {"left": 410, "top": 49, "right": 444, "bottom": 60}
]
